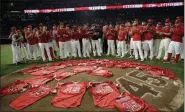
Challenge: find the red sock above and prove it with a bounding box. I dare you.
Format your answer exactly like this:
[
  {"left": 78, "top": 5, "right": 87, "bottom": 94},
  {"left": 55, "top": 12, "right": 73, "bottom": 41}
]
[
  {"left": 174, "top": 54, "right": 180, "bottom": 63},
  {"left": 167, "top": 53, "right": 172, "bottom": 61}
]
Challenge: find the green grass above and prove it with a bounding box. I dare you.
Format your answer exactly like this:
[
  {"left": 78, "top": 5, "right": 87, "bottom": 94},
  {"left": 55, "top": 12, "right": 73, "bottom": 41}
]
[{"left": 0, "top": 44, "right": 184, "bottom": 111}]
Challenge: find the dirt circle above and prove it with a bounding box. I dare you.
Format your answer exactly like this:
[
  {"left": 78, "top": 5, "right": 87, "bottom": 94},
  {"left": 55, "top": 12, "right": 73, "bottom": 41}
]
[{"left": 0, "top": 60, "right": 184, "bottom": 111}]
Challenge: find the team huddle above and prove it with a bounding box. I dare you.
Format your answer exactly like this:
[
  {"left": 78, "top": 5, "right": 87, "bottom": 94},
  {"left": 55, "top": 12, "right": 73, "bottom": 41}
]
[{"left": 9, "top": 16, "right": 184, "bottom": 65}]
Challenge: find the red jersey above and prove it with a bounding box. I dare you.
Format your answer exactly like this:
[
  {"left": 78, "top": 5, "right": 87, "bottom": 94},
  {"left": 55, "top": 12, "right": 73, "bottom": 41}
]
[
  {"left": 171, "top": 26, "right": 184, "bottom": 42},
  {"left": 155, "top": 27, "right": 163, "bottom": 39},
  {"left": 57, "top": 28, "right": 66, "bottom": 42},
  {"left": 131, "top": 26, "right": 142, "bottom": 41},
  {"left": 161, "top": 26, "right": 171, "bottom": 38},
  {"left": 88, "top": 81, "right": 120, "bottom": 109},
  {"left": 71, "top": 66, "right": 97, "bottom": 74},
  {"left": 72, "top": 31, "right": 81, "bottom": 40},
  {"left": 50, "top": 70, "right": 77, "bottom": 81},
  {"left": 45, "top": 65, "right": 67, "bottom": 71},
  {"left": 81, "top": 29, "right": 90, "bottom": 39},
  {"left": 107, "top": 29, "right": 116, "bottom": 40},
  {"left": 21, "top": 64, "right": 47, "bottom": 74},
  {"left": 88, "top": 67, "right": 113, "bottom": 77},
  {"left": 52, "top": 82, "right": 88, "bottom": 108},
  {"left": 103, "top": 29, "right": 108, "bottom": 39},
  {"left": 38, "top": 31, "right": 49, "bottom": 43},
  {"left": 114, "top": 92, "right": 159, "bottom": 112},
  {"left": 65, "top": 29, "right": 71, "bottom": 41},
  {"left": 25, "top": 32, "right": 36, "bottom": 45},
  {"left": 143, "top": 25, "right": 156, "bottom": 40},
  {"left": 24, "top": 75, "right": 54, "bottom": 88},
  {"left": 0, "top": 80, "right": 27, "bottom": 96},
  {"left": 9, "top": 84, "right": 54, "bottom": 110},
  {"left": 117, "top": 28, "right": 127, "bottom": 41},
  {"left": 30, "top": 69, "right": 55, "bottom": 76}
]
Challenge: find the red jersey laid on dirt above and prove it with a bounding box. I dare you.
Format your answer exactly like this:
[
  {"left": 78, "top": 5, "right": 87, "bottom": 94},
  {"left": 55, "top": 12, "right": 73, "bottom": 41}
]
[
  {"left": 9, "top": 84, "right": 54, "bottom": 110},
  {"left": 52, "top": 82, "right": 88, "bottom": 108},
  {"left": 50, "top": 70, "right": 77, "bottom": 81},
  {"left": 30, "top": 69, "right": 55, "bottom": 76},
  {"left": 38, "top": 31, "right": 49, "bottom": 43},
  {"left": 24, "top": 75, "right": 54, "bottom": 88},
  {"left": 88, "top": 81, "right": 120, "bottom": 109},
  {"left": 143, "top": 26, "right": 156, "bottom": 40},
  {"left": 45, "top": 65, "right": 67, "bottom": 71},
  {"left": 107, "top": 29, "right": 116, "bottom": 40},
  {"left": 88, "top": 67, "right": 113, "bottom": 77},
  {"left": 21, "top": 64, "right": 47, "bottom": 74},
  {"left": 114, "top": 92, "right": 159, "bottom": 112},
  {"left": 171, "top": 26, "right": 184, "bottom": 42},
  {"left": 71, "top": 66, "right": 97, "bottom": 74},
  {"left": 117, "top": 28, "right": 127, "bottom": 41},
  {"left": 131, "top": 26, "right": 142, "bottom": 41},
  {"left": 0, "top": 80, "right": 27, "bottom": 96}
]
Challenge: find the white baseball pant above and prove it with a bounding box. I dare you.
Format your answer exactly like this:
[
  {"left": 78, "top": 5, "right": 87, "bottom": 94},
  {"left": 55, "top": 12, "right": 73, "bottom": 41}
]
[
  {"left": 180, "top": 37, "right": 184, "bottom": 59},
  {"left": 107, "top": 40, "right": 115, "bottom": 56},
  {"left": 168, "top": 41, "right": 182, "bottom": 55},
  {"left": 157, "top": 38, "right": 171, "bottom": 60},
  {"left": 59, "top": 42, "right": 67, "bottom": 59},
  {"left": 27, "top": 44, "right": 37, "bottom": 60},
  {"left": 71, "top": 40, "right": 82, "bottom": 58},
  {"left": 117, "top": 40, "right": 126, "bottom": 57},
  {"left": 133, "top": 41, "right": 144, "bottom": 60},
  {"left": 130, "top": 38, "right": 134, "bottom": 55},
  {"left": 38, "top": 43, "right": 52, "bottom": 61},
  {"left": 66, "top": 40, "right": 72, "bottom": 57},
  {"left": 92, "top": 39, "right": 101, "bottom": 56},
  {"left": 98, "top": 38, "right": 103, "bottom": 54},
  {"left": 143, "top": 39, "right": 154, "bottom": 59},
  {"left": 82, "top": 38, "right": 90, "bottom": 57},
  {"left": 153, "top": 39, "right": 162, "bottom": 57},
  {"left": 20, "top": 43, "right": 29, "bottom": 60},
  {"left": 35, "top": 44, "right": 41, "bottom": 58},
  {"left": 11, "top": 45, "right": 21, "bottom": 64}
]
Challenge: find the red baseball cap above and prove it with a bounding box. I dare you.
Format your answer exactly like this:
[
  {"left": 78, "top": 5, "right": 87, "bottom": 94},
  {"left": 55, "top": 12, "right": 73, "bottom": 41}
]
[
  {"left": 165, "top": 18, "right": 170, "bottom": 23},
  {"left": 11, "top": 27, "right": 16, "bottom": 31},
  {"left": 157, "top": 22, "right": 162, "bottom": 25},
  {"left": 39, "top": 23, "right": 43, "bottom": 27},
  {"left": 28, "top": 25, "right": 32, "bottom": 28},
  {"left": 148, "top": 19, "right": 153, "bottom": 23}
]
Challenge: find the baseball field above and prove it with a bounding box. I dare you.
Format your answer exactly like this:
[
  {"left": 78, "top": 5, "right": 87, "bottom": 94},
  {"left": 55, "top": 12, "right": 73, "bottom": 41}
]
[{"left": 0, "top": 44, "right": 184, "bottom": 111}]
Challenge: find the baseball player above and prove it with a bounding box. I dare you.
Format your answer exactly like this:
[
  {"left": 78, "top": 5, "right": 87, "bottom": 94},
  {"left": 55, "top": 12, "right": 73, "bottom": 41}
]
[
  {"left": 65, "top": 24, "right": 72, "bottom": 57},
  {"left": 92, "top": 24, "right": 102, "bottom": 57},
  {"left": 71, "top": 25, "right": 82, "bottom": 58},
  {"left": 37, "top": 23, "right": 53, "bottom": 61},
  {"left": 128, "top": 21, "right": 135, "bottom": 58},
  {"left": 102, "top": 24, "right": 108, "bottom": 54},
  {"left": 117, "top": 24, "right": 127, "bottom": 57},
  {"left": 25, "top": 25, "right": 37, "bottom": 60},
  {"left": 164, "top": 19, "right": 184, "bottom": 64},
  {"left": 20, "top": 27, "right": 29, "bottom": 61},
  {"left": 129, "top": 19, "right": 144, "bottom": 61},
  {"left": 106, "top": 25, "right": 116, "bottom": 56},
  {"left": 154, "top": 22, "right": 163, "bottom": 59},
  {"left": 57, "top": 22, "right": 67, "bottom": 59},
  {"left": 156, "top": 19, "right": 171, "bottom": 60},
  {"left": 10, "top": 29, "right": 23, "bottom": 65},
  {"left": 142, "top": 19, "right": 156, "bottom": 60},
  {"left": 50, "top": 24, "right": 59, "bottom": 58},
  {"left": 81, "top": 24, "right": 91, "bottom": 58}
]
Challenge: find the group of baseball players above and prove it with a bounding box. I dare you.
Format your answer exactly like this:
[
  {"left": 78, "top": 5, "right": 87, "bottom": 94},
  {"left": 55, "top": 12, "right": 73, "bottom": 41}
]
[{"left": 9, "top": 16, "right": 184, "bottom": 65}]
